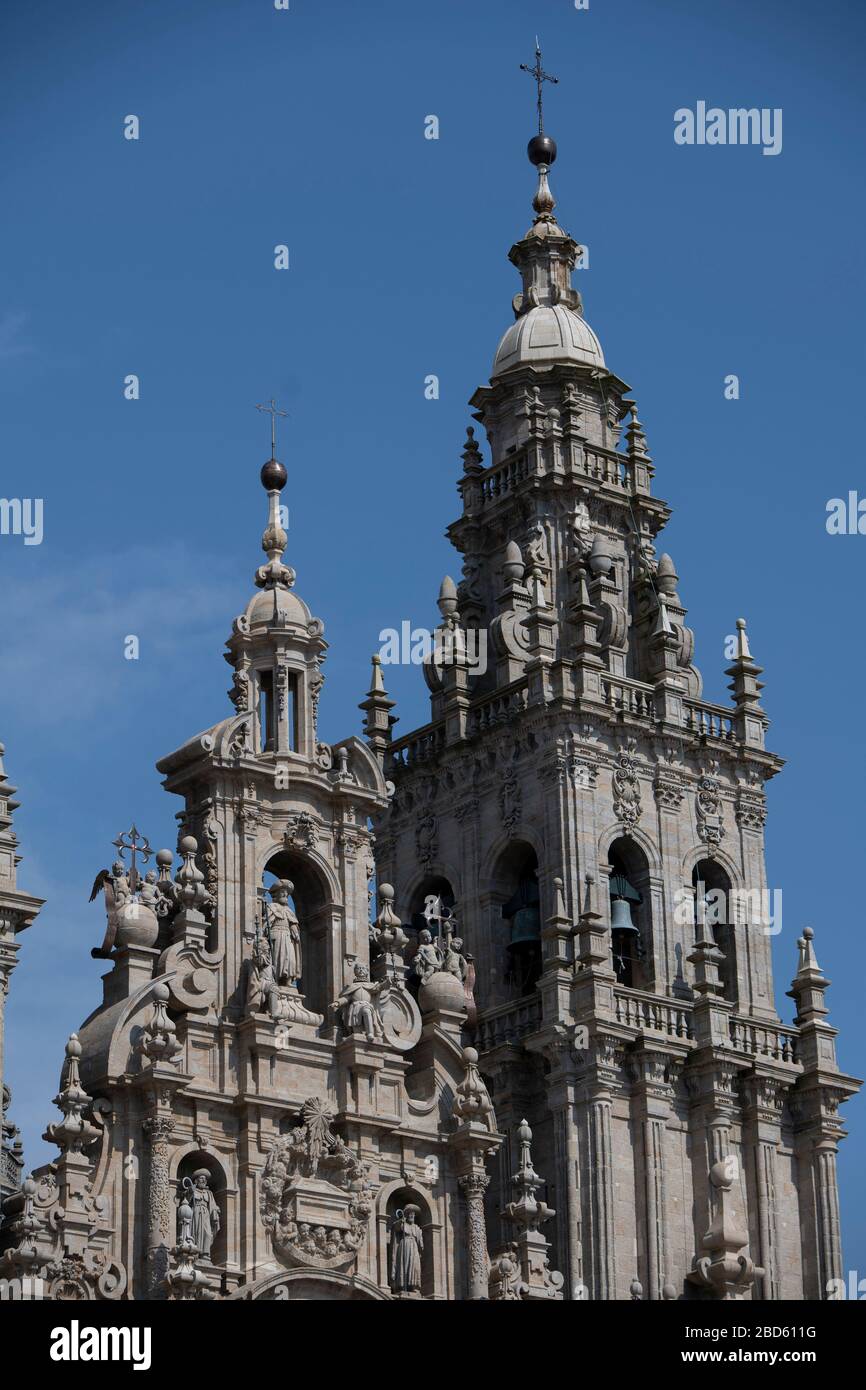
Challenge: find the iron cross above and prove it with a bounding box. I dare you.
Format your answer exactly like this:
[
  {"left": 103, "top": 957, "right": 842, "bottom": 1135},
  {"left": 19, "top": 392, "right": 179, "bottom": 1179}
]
[
  {"left": 112, "top": 825, "right": 153, "bottom": 891},
  {"left": 520, "top": 39, "right": 558, "bottom": 135},
  {"left": 256, "top": 397, "right": 288, "bottom": 458}
]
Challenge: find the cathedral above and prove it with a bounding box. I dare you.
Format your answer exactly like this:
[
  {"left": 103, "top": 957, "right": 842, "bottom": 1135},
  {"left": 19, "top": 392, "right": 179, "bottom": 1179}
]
[{"left": 0, "top": 80, "right": 860, "bottom": 1303}]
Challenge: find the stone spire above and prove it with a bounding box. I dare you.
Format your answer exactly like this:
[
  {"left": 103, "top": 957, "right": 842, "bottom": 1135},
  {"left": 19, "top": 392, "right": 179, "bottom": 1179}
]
[
  {"left": 359, "top": 654, "right": 396, "bottom": 766},
  {"left": 725, "top": 617, "right": 767, "bottom": 749},
  {"left": 489, "top": 1118, "right": 564, "bottom": 1300},
  {"left": 43, "top": 1035, "right": 101, "bottom": 1155}
]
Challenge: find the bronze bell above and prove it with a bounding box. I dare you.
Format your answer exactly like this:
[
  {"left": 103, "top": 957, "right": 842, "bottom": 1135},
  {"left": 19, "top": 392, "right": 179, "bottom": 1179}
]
[
  {"left": 502, "top": 877, "right": 541, "bottom": 947},
  {"left": 609, "top": 872, "right": 641, "bottom": 938}
]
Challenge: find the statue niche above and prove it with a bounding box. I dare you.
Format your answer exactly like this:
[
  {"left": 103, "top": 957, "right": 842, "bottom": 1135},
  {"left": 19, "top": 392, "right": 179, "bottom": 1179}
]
[
  {"left": 261, "top": 851, "right": 331, "bottom": 1018},
  {"left": 176, "top": 1156, "right": 225, "bottom": 1269},
  {"left": 386, "top": 1189, "right": 433, "bottom": 1299},
  {"left": 246, "top": 869, "right": 323, "bottom": 1027}
]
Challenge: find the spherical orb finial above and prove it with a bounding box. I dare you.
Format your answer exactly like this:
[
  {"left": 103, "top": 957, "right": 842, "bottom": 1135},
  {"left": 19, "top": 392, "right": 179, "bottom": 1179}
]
[
  {"left": 528, "top": 133, "right": 557, "bottom": 167},
  {"left": 261, "top": 458, "right": 288, "bottom": 492},
  {"left": 156, "top": 848, "right": 174, "bottom": 869}
]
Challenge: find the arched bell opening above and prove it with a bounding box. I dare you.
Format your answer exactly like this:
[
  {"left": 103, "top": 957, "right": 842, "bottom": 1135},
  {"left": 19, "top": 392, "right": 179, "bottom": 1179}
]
[
  {"left": 607, "top": 838, "right": 651, "bottom": 989},
  {"left": 175, "top": 1151, "right": 227, "bottom": 1270},
  {"left": 692, "top": 858, "right": 737, "bottom": 1004},
  {"left": 262, "top": 849, "right": 331, "bottom": 1019},
  {"left": 496, "top": 842, "right": 542, "bottom": 999},
  {"left": 384, "top": 1187, "right": 434, "bottom": 1300}
]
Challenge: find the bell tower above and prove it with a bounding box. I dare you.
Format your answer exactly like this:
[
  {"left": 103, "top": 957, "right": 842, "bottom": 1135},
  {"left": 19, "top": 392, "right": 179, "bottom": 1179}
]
[{"left": 371, "top": 51, "right": 861, "bottom": 1301}]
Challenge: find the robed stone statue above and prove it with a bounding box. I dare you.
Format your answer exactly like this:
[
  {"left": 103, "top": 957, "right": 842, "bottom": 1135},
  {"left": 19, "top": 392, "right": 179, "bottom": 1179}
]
[
  {"left": 266, "top": 879, "right": 302, "bottom": 985},
  {"left": 390, "top": 1204, "right": 423, "bottom": 1297}
]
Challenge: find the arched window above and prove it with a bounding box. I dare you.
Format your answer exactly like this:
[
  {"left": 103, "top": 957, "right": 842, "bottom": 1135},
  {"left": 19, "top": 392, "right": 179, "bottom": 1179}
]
[
  {"left": 692, "top": 859, "right": 737, "bottom": 1004},
  {"left": 607, "top": 838, "right": 651, "bottom": 989}
]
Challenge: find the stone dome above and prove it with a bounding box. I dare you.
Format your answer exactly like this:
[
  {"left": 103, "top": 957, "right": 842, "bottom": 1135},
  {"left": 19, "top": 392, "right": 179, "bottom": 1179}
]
[
  {"left": 244, "top": 584, "right": 313, "bottom": 630},
  {"left": 492, "top": 303, "right": 605, "bottom": 378}
]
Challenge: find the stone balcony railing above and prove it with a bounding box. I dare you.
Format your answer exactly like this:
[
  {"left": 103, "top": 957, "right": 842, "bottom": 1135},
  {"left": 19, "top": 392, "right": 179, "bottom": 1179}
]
[
  {"left": 386, "top": 667, "right": 746, "bottom": 771},
  {"left": 475, "top": 995, "right": 543, "bottom": 1054},
  {"left": 476, "top": 443, "right": 635, "bottom": 507},
  {"left": 602, "top": 676, "right": 655, "bottom": 722},
  {"left": 475, "top": 987, "right": 800, "bottom": 1070},
  {"left": 388, "top": 721, "right": 447, "bottom": 770},
  {"left": 613, "top": 986, "right": 693, "bottom": 1040},
  {"left": 729, "top": 1017, "right": 798, "bottom": 1065},
  {"left": 684, "top": 699, "right": 736, "bottom": 742}
]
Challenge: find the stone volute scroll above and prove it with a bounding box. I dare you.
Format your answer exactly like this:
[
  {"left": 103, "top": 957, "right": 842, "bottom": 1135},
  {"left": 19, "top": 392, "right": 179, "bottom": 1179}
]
[{"left": 260, "top": 1098, "right": 374, "bottom": 1271}]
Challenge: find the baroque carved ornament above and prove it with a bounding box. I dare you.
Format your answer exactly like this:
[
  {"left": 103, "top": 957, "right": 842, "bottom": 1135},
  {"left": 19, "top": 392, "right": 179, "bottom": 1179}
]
[
  {"left": 612, "top": 750, "right": 643, "bottom": 830},
  {"left": 260, "top": 1099, "right": 374, "bottom": 1272}
]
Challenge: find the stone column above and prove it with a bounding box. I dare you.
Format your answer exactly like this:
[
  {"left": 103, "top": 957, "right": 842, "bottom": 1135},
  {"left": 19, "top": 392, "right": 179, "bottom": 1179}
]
[
  {"left": 143, "top": 1115, "right": 175, "bottom": 1297},
  {"left": 574, "top": 1035, "right": 618, "bottom": 1302},
  {"left": 742, "top": 1075, "right": 786, "bottom": 1299},
  {"left": 585, "top": 1090, "right": 615, "bottom": 1300},
  {"left": 458, "top": 1172, "right": 491, "bottom": 1301},
  {"left": 449, "top": 1049, "right": 501, "bottom": 1301},
  {"left": 814, "top": 1138, "right": 843, "bottom": 1294}
]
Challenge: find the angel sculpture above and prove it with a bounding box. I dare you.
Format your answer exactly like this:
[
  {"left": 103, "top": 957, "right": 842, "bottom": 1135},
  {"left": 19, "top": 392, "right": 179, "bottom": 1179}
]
[{"left": 88, "top": 860, "right": 131, "bottom": 958}]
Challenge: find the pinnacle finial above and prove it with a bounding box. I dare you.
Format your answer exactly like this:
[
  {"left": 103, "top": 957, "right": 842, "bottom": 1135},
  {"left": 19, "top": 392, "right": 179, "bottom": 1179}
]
[
  {"left": 520, "top": 42, "right": 559, "bottom": 222},
  {"left": 255, "top": 397, "right": 288, "bottom": 466},
  {"left": 735, "top": 617, "right": 752, "bottom": 661},
  {"left": 254, "top": 424, "right": 295, "bottom": 592}
]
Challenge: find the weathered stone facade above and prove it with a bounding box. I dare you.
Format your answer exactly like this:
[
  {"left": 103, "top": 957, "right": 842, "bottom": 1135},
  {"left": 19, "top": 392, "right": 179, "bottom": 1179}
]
[{"left": 0, "top": 124, "right": 859, "bottom": 1303}]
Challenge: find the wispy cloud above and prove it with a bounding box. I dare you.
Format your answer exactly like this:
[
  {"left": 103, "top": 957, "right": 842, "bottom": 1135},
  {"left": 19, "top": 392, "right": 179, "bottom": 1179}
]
[
  {"left": 0, "top": 310, "right": 34, "bottom": 362},
  {"left": 0, "top": 541, "right": 241, "bottom": 724}
]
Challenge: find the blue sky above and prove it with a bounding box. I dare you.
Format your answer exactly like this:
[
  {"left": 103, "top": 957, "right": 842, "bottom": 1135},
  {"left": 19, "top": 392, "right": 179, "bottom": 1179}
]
[{"left": 2, "top": 0, "right": 865, "bottom": 1277}]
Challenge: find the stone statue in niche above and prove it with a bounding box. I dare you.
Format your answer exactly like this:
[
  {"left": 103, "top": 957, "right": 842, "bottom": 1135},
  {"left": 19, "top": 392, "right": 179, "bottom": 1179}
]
[
  {"left": 181, "top": 1171, "right": 220, "bottom": 1261},
  {"left": 389, "top": 1204, "right": 424, "bottom": 1298},
  {"left": 413, "top": 929, "right": 442, "bottom": 986},
  {"left": 331, "top": 964, "right": 385, "bottom": 1043},
  {"left": 265, "top": 879, "right": 302, "bottom": 985}
]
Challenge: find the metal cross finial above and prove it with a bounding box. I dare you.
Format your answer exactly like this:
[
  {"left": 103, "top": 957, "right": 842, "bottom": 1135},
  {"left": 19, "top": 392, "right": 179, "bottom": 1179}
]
[
  {"left": 520, "top": 38, "right": 558, "bottom": 135},
  {"left": 112, "top": 825, "right": 153, "bottom": 892},
  {"left": 255, "top": 397, "right": 289, "bottom": 459}
]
